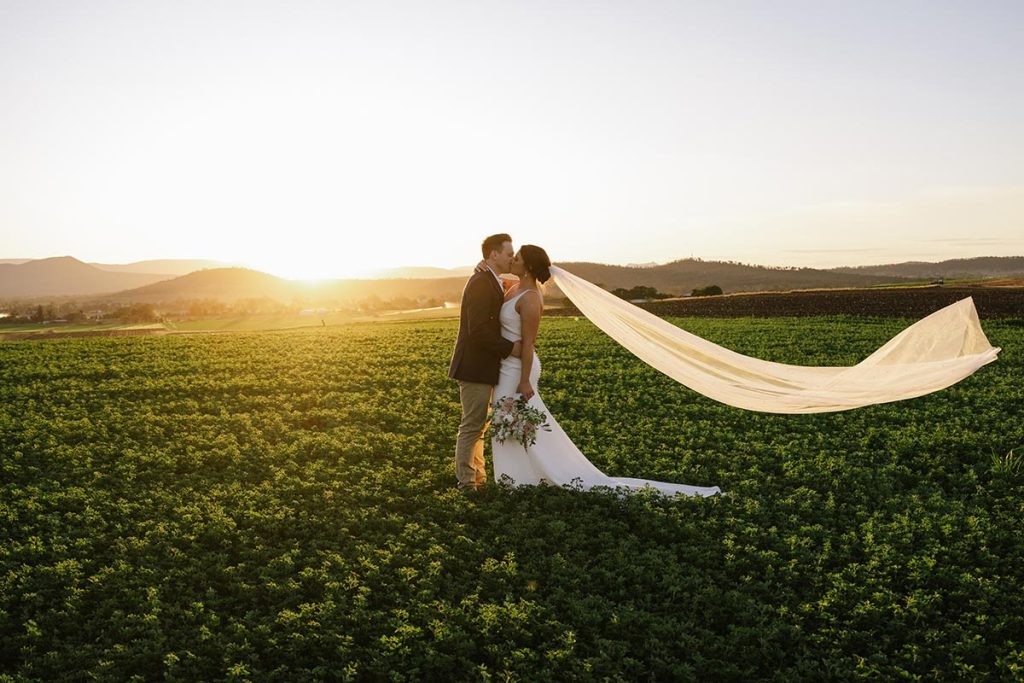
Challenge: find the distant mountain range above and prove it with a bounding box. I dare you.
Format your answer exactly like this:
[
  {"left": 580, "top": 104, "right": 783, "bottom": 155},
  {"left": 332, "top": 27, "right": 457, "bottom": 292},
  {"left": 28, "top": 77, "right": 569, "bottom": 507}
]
[
  {"left": 87, "top": 258, "right": 233, "bottom": 275},
  {"left": 2, "top": 255, "right": 1022, "bottom": 304},
  {"left": 0, "top": 256, "right": 236, "bottom": 298},
  {"left": 106, "top": 267, "right": 296, "bottom": 303},
  {"left": 831, "top": 256, "right": 1024, "bottom": 279},
  {"left": 554, "top": 259, "right": 904, "bottom": 294},
  {"left": 105, "top": 268, "right": 471, "bottom": 305},
  {"left": 0, "top": 257, "right": 174, "bottom": 298}
]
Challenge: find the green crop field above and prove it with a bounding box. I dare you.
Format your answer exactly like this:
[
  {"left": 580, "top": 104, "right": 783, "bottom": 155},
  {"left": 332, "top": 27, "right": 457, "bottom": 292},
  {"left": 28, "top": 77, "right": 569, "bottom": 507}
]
[
  {"left": 0, "top": 322, "right": 166, "bottom": 334},
  {"left": 2, "top": 315, "right": 1022, "bottom": 681}
]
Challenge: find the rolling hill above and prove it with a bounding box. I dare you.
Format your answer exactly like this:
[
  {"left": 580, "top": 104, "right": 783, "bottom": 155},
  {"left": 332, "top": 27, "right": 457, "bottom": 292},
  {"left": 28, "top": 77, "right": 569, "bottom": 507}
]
[
  {"left": 830, "top": 256, "right": 1024, "bottom": 280},
  {"left": 549, "top": 259, "right": 908, "bottom": 295},
  {"left": 89, "top": 258, "right": 233, "bottom": 275},
  {"left": 99, "top": 260, "right": 913, "bottom": 305},
  {"left": 0, "top": 256, "right": 175, "bottom": 298},
  {"left": 106, "top": 268, "right": 299, "bottom": 302},
  {"left": 6, "top": 254, "right": 1023, "bottom": 306},
  {"left": 106, "top": 268, "right": 472, "bottom": 305}
]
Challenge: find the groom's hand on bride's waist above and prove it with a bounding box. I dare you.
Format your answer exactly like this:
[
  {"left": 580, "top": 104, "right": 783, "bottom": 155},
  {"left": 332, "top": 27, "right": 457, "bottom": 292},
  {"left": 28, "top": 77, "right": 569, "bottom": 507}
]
[{"left": 510, "top": 341, "right": 522, "bottom": 358}]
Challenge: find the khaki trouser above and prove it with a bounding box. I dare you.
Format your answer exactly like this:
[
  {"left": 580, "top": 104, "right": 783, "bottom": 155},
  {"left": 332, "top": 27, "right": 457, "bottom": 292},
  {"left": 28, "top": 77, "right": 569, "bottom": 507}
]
[{"left": 455, "top": 380, "right": 493, "bottom": 489}]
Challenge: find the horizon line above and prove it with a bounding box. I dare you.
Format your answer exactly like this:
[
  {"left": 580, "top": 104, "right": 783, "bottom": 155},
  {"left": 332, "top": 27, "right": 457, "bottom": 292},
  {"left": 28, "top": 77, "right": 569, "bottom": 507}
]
[{"left": 4, "top": 252, "right": 1024, "bottom": 283}]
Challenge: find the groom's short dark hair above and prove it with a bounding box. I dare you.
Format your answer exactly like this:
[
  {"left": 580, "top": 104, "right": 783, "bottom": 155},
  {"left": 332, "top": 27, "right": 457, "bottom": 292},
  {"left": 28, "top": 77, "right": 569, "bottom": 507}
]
[{"left": 481, "top": 233, "right": 512, "bottom": 260}]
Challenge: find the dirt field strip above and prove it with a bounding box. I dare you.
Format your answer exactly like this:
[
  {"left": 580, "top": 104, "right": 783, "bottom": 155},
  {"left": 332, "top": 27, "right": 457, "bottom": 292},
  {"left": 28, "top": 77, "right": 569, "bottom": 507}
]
[{"left": 549, "top": 285, "right": 1024, "bottom": 319}]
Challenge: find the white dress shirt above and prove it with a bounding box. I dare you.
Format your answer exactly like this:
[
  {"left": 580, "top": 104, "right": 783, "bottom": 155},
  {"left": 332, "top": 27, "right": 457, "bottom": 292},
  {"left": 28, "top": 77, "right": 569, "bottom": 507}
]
[{"left": 486, "top": 265, "right": 503, "bottom": 290}]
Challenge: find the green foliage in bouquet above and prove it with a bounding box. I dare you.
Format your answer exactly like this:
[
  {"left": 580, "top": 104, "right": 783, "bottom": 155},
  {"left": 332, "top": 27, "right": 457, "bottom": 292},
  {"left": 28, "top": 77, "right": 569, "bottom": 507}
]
[{"left": 490, "top": 395, "right": 552, "bottom": 450}]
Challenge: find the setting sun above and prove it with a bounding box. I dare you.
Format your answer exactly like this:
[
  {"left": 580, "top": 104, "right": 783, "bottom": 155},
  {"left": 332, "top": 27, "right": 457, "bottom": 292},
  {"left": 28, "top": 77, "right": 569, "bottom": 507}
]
[
  {"left": 3, "top": 3, "right": 1021, "bottom": 271},
  {"left": 245, "top": 254, "right": 378, "bottom": 282}
]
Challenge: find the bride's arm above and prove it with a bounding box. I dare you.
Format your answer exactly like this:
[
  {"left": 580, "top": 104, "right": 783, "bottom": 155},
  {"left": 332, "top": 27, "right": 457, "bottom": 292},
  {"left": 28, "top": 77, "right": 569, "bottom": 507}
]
[
  {"left": 517, "top": 291, "right": 543, "bottom": 400},
  {"left": 474, "top": 260, "right": 517, "bottom": 293}
]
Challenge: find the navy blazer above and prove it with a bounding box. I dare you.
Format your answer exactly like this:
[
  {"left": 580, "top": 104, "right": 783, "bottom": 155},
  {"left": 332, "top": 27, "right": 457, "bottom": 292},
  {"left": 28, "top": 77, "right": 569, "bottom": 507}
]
[{"left": 448, "top": 270, "right": 515, "bottom": 385}]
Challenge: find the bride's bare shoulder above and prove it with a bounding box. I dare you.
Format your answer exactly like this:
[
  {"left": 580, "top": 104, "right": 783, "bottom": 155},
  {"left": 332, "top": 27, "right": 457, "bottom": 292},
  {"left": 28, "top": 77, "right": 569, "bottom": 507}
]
[{"left": 517, "top": 287, "right": 544, "bottom": 315}]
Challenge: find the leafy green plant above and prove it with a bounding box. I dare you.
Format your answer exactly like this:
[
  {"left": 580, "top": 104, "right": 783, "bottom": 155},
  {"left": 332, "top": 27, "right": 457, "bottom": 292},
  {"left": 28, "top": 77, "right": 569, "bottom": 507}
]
[{"left": 0, "top": 315, "right": 1020, "bottom": 680}]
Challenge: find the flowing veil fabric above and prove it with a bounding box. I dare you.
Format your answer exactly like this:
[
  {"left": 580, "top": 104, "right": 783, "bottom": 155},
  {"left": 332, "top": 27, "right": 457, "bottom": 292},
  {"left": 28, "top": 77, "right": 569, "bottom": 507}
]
[{"left": 548, "top": 266, "right": 1000, "bottom": 414}]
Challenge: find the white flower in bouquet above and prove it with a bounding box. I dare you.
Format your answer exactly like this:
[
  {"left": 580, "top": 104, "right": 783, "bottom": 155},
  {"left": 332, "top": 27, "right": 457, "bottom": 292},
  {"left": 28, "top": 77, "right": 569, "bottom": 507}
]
[{"left": 489, "top": 395, "right": 552, "bottom": 450}]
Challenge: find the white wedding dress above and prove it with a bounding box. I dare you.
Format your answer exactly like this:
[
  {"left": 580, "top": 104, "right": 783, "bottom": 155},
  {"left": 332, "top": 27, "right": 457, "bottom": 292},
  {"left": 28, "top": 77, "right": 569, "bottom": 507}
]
[{"left": 491, "top": 289, "right": 722, "bottom": 497}]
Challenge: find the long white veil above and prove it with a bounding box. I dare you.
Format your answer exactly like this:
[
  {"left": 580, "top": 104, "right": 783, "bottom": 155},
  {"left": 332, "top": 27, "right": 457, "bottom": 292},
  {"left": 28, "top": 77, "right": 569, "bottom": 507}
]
[{"left": 549, "top": 266, "right": 999, "bottom": 414}]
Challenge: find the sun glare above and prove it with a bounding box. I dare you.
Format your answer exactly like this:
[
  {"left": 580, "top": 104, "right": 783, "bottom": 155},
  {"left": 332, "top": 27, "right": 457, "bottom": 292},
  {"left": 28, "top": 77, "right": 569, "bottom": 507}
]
[{"left": 244, "top": 255, "right": 381, "bottom": 282}]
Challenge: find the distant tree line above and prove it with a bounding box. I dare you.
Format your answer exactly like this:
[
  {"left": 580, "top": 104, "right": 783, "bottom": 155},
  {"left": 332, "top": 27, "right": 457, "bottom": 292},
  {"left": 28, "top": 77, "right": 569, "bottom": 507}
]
[
  {"left": 610, "top": 285, "right": 673, "bottom": 301},
  {"left": 0, "top": 293, "right": 457, "bottom": 324},
  {"left": 0, "top": 302, "right": 161, "bottom": 324},
  {"left": 604, "top": 284, "right": 725, "bottom": 300},
  {"left": 353, "top": 295, "right": 446, "bottom": 312},
  {"left": 669, "top": 257, "right": 822, "bottom": 272}
]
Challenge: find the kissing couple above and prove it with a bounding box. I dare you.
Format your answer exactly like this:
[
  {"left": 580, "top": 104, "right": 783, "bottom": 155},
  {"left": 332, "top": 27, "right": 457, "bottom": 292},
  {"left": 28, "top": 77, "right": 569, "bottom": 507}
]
[{"left": 447, "top": 233, "right": 721, "bottom": 498}]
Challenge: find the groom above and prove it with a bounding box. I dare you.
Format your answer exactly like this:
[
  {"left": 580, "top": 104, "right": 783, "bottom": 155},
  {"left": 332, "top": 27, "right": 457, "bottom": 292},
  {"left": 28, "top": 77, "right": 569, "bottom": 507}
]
[{"left": 448, "top": 233, "right": 522, "bottom": 490}]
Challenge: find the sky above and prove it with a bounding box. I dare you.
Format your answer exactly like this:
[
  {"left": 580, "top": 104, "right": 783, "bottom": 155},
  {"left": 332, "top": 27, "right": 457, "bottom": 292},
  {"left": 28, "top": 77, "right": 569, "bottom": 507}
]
[{"left": 1, "top": 0, "right": 1022, "bottom": 279}]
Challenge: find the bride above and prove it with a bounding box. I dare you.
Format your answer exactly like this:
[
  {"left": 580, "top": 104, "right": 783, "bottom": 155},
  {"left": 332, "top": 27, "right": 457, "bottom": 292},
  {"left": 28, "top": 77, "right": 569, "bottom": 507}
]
[{"left": 489, "top": 245, "right": 721, "bottom": 497}]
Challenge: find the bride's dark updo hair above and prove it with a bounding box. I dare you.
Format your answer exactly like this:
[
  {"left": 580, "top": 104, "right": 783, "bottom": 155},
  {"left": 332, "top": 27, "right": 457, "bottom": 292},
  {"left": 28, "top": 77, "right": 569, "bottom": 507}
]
[{"left": 520, "top": 245, "right": 552, "bottom": 284}]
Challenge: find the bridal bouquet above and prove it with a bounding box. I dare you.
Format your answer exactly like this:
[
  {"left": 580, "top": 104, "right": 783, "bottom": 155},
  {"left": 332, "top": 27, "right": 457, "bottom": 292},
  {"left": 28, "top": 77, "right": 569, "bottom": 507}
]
[{"left": 490, "top": 395, "right": 552, "bottom": 450}]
